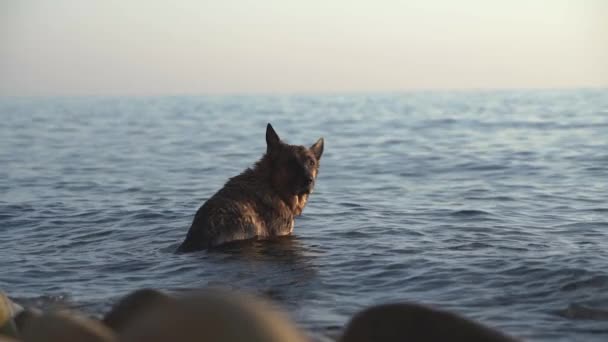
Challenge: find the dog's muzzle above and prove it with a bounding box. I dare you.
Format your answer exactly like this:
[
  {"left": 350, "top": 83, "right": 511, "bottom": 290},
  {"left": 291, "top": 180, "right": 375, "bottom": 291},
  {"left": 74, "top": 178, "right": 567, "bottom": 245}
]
[{"left": 298, "top": 176, "right": 314, "bottom": 195}]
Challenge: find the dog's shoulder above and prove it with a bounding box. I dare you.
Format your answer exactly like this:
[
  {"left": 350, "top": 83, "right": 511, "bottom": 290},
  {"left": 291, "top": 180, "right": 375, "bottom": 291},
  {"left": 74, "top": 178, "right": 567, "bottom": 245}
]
[{"left": 207, "top": 169, "right": 285, "bottom": 215}]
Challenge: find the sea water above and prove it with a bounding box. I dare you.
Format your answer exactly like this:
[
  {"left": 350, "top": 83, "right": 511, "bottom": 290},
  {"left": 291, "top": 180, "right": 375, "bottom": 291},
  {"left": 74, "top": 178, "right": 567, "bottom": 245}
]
[{"left": 1, "top": 89, "right": 607, "bottom": 341}]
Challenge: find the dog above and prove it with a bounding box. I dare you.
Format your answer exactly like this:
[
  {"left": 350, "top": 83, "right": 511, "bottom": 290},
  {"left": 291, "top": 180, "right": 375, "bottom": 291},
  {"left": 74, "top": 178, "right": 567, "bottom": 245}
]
[{"left": 177, "top": 123, "right": 324, "bottom": 252}]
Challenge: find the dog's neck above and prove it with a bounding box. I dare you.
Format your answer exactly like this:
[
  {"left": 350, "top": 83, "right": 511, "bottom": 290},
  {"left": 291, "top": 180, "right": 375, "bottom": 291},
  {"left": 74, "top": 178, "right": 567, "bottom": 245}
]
[{"left": 292, "top": 193, "right": 309, "bottom": 216}]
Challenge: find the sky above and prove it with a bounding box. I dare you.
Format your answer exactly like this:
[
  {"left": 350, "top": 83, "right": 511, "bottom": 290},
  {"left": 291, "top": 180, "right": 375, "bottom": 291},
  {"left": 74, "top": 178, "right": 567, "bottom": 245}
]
[{"left": 1, "top": 0, "right": 606, "bottom": 96}]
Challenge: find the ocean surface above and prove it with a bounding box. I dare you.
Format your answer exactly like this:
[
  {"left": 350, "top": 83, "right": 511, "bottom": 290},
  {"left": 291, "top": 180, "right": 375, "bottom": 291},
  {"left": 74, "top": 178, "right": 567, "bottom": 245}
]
[{"left": 1, "top": 89, "right": 607, "bottom": 341}]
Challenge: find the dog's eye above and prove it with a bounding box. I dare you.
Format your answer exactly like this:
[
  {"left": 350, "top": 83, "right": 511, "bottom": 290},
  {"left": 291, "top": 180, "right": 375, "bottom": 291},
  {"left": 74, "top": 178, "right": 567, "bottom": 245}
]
[{"left": 307, "top": 158, "right": 315, "bottom": 167}]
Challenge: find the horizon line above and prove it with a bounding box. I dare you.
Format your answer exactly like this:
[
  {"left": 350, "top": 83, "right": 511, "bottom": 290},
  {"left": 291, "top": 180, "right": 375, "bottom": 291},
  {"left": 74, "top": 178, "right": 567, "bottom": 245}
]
[{"left": 1, "top": 85, "right": 607, "bottom": 99}]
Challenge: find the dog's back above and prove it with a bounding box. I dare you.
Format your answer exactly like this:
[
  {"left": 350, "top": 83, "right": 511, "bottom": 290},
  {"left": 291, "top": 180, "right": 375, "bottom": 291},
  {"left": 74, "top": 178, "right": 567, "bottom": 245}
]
[
  {"left": 177, "top": 170, "right": 294, "bottom": 251},
  {"left": 177, "top": 124, "right": 323, "bottom": 252}
]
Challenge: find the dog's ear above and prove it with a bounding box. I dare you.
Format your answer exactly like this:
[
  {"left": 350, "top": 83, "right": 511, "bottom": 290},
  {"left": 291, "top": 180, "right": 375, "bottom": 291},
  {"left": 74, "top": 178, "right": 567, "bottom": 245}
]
[
  {"left": 266, "top": 123, "right": 281, "bottom": 152},
  {"left": 310, "top": 137, "right": 324, "bottom": 160}
]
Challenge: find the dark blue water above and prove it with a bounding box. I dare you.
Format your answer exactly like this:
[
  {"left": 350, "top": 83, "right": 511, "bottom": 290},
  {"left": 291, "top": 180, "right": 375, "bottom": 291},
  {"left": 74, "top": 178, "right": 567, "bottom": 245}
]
[{"left": 1, "top": 90, "right": 607, "bottom": 341}]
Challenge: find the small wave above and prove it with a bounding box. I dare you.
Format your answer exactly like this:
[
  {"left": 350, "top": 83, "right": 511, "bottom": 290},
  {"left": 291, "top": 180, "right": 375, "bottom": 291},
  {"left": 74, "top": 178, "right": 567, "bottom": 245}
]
[
  {"left": 0, "top": 204, "right": 35, "bottom": 212},
  {"left": 561, "top": 275, "right": 608, "bottom": 291},
  {"left": 449, "top": 242, "right": 493, "bottom": 250},
  {"left": 450, "top": 209, "right": 491, "bottom": 217},
  {"left": 554, "top": 222, "right": 608, "bottom": 230},
  {"left": 338, "top": 202, "right": 364, "bottom": 209},
  {"left": 399, "top": 171, "right": 423, "bottom": 177},
  {"left": 465, "top": 164, "right": 509, "bottom": 172},
  {"left": 336, "top": 230, "right": 371, "bottom": 239},
  {"left": 555, "top": 303, "right": 608, "bottom": 321},
  {"left": 464, "top": 195, "right": 515, "bottom": 202},
  {"left": 0, "top": 213, "right": 16, "bottom": 220}
]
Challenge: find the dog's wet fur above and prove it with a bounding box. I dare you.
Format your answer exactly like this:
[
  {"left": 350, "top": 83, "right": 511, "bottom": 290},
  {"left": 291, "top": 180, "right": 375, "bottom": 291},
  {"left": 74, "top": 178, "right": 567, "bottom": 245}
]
[{"left": 177, "top": 124, "right": 324, "bottom": 252}]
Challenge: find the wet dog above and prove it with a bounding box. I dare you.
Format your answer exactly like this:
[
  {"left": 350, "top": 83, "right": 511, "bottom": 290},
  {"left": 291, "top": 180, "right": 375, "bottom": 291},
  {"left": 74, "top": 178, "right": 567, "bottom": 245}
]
[{"left": 177, "top": 124, "right": 324, "bottom": 252}]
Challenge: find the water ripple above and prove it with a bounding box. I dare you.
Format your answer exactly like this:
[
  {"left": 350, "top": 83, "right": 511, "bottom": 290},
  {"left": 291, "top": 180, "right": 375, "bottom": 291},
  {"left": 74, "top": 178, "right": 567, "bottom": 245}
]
[{"left": 1, "top": 90, "right": 608, "bottom": 341}]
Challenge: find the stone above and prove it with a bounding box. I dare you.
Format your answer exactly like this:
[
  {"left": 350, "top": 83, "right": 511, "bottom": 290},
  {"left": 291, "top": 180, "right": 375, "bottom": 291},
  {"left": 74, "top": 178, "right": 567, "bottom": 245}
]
[
  {"left": 21, "top": 310, "right": 117, "bottom": 342},
  {"left": 340, "top": 303, "right": 518, "bottom": 342},
  {"left": 121, "top": 288, "right": 309, "bottom": 342},
  {"left": 102, "top": 288, "right": 173, "bottom": 333}
]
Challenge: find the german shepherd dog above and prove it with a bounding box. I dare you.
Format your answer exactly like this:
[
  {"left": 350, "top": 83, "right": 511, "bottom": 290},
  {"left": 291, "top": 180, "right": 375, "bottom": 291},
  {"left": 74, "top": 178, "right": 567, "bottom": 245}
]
[{"left": 177, "top": 124, "right": 324, "bottom": 252}]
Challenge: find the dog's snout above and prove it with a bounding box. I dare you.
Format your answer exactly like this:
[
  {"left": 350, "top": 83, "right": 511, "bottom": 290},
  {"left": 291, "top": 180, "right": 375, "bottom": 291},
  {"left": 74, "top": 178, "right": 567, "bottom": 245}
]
[{"left": 305, "top": 176, "right": 314, "bottom": 185}]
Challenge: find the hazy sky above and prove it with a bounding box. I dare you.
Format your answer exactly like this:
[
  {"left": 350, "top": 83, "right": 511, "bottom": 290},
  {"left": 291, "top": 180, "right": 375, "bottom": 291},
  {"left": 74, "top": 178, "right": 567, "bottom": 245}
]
[{"left": 1, "top": 0, "right": 606, "bottom": 96}]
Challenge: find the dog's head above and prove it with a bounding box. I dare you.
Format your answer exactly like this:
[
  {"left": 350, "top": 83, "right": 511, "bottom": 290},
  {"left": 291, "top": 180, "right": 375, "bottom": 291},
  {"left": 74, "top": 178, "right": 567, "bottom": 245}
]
[{"left": 265, "top": 123, "right": 324, "bottom": 197}]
